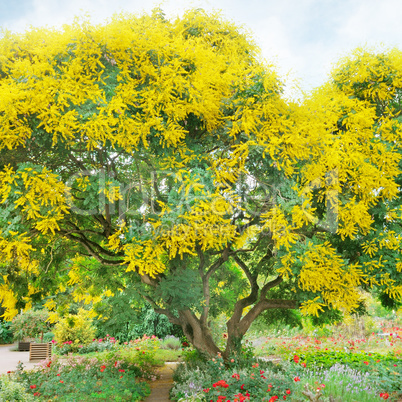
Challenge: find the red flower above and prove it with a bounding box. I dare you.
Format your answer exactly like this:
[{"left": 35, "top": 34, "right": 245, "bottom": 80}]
[
  {"left": 33, "top": 392, "right": 41, "bottom": 397},
  {"left": 363, "top": 361, "right": 369, "bottom": 365},
  {"left": 59, "top": 380, "right": 64, "bottom": 383},
  {"left": 301, "top": 362, "right": 306, "bottom": 367},
  {"left": 380, "top": 393, "right": 390, "bottom": 400},
  {"left": 100, "top": 365, "right": 106, "bottom": 372},
  {"left": 241, "top": 384, "right": 245, "bottom": 390},
  {"left": 57, "top": 374, "right": 61, "bottom": 376},
  {"left": 294, "top": 376, "right": 301, "bottom": 382},
  {"left": 286, "top": 390, "right": 291, "bottom": 395},
  {"left": 46, "top": 361, "right": 51, "bottom": 367},
  {"left": 30, "top": 385, "right": 37, "bottom": 389},
  {"left": 114, "top": 361, "right": 118, "bottom": 367},
  {"left": 293, "top": 355, "right": 300, "bottom": 363},
  {"left": 119, "top": 369, "right": 125, "bottom": 372},
  {"left": 213, "top": 380, "right": 229, "bottom": 388},
  {"left": 203, "top": 388, "right": 210, "bottom": 393},
  {"left": 232, "top": 373, "right": 240, "bottom": 380}
]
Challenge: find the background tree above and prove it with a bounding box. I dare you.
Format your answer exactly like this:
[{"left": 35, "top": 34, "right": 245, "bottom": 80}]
[{"left": 0, "top": 10, "right": 401, "bottom": 358}]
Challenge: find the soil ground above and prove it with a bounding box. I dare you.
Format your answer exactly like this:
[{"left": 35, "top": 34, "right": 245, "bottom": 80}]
[{"left": 144, "top": 362, "right": 177, "bottom": 402}]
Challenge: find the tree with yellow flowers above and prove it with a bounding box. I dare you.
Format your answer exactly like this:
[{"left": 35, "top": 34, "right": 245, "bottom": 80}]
[{"left": 0, "top": 9, "right": 401, "bottom": 358}]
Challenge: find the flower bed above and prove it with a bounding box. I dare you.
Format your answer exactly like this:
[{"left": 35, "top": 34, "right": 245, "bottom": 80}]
[
  {"left": 171, "top": 353, "right": 295, "bottom": 401},
  {"left": 170, "top": 329, "right": 402, "bottom": 401},
  {"left": 2, "top": 334, "right": 169, "bottom": 400},
  {"left": 53, "top": 334, "right": 119, "bottom": 355},
  {"left": 11, "top": 354, "right": 151, "bottom": 401}
]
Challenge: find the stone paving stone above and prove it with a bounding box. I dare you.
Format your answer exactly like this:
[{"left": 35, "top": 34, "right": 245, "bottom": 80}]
[{"left": 0, "top": 344, "right": 41, "bottom": 374}]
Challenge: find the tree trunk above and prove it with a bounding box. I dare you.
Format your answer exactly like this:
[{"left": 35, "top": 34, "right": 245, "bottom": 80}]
[{"left": 178, "top": 310, "right": 222, "bottom": 357}]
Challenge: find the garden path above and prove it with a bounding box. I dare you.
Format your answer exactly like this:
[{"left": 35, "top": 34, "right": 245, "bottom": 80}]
[
  {"left": 0, "top": 343, "right": 40, "bottom": 374},
  {"left": 144, "top": 362, "right": 177, "bottom": 402}
]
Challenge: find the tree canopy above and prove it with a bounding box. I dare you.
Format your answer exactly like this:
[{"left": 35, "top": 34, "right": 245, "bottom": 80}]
[{"left": 0, "top": 9, "right": 401, "bottom": 357}]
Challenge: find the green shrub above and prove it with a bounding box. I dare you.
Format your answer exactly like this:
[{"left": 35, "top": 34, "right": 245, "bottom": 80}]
[
  {"left": 0, "top": 376, "right": 34, "bottom": 401},
  {"left": 10, "top": 310, "right": 51, "bottom": 341},
  {"left": 42, "top": 332, "right": 54, "bottom": 342},
  {"left": 0, "top": 320, "right": 13, "bottom": 344},
  {"left": 126, "top": 303, "right": 183, "bottom": 340},
  {"left": 160, "top": 336, "right": 182, "bottom": 350}
]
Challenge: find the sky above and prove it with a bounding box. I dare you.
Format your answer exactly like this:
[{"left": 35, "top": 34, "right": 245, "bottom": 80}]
[{"left": 1, "top": 0, "right": 402, "bottom": 98}]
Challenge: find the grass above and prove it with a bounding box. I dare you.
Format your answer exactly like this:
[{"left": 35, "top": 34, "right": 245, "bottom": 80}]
[{"left": 154, "top": 348, "right": 183, "bottom": 362}]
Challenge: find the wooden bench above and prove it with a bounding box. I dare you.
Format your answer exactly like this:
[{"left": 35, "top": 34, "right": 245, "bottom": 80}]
[{"left": 29, "top": 342, "right": 52, "bottom": 361}]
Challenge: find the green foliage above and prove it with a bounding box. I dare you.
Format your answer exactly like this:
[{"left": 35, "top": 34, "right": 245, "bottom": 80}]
[
  {"left": 0, "top": 319, "right": 13, "bottom": 343},
  {"left": 310, "top": 306, "right": 343, "bottom": 327},
  {"left": 10, "top": 309, "right": 51, "bottom": 341},
  {"left": 0, "top": 376, "right": 34, "bottom": 401},
  {"left": 208, "top": 262, "right": 248, "bottom": 318},
  {"left": 126, "top": 303, "right": 183, "bottom": 340},
  {"left": 158, "top": 268, "right": 203, "bottom": 311},
  {"left": 255, "top": 308, "right": 303, "bottom": 330},
  {"left": 95, "top": 290, "right": 183, "bottom": 341},
  {"left": 42, "top": 331, "right": 54, "bottom": 342},
  {"left": 379, "top": 291, "right": 402, "bottom": 311},
  {"left": 53, "top": 309, "right": 96, "bottom": 347}
]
